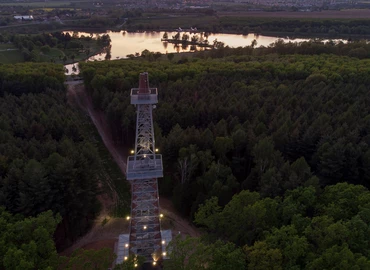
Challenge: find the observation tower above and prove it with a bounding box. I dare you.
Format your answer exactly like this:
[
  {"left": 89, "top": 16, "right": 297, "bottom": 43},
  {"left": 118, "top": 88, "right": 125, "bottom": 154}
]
[{"left": 123, "top": 72, "right": 167, "bottom": 264}]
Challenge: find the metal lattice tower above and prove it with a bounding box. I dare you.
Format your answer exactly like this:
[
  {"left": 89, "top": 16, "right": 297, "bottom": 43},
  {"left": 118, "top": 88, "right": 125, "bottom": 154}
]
[{"left": 126, "top": 72, "right": 164, "bottom": 262}]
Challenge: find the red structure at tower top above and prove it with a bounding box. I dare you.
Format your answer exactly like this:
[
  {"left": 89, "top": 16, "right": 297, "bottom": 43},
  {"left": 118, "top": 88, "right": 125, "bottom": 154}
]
[{"left": 138, "top": 72, "right": 150, "bottom": 94}]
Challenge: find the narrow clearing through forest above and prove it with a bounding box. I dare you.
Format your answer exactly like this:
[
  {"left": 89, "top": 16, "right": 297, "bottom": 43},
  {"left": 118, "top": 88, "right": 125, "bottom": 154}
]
[{"left": 63, "top": 81, "right": 200, "bottom": 255}]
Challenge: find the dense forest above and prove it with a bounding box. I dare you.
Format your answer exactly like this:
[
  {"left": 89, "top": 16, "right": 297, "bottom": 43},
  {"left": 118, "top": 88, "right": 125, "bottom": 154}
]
[
  {"left": 165, "top": 182, "right": 370, "bottom": 269},
  {"left": 0, "top": 62, "right": 137, "bottom": 269},
  {"left": 0, "top": 63, "right": 104, "bottom": 250},
  {"left": 3, "top": 38, "right": 370, "bottom": 268},
  {"left": 209, "top": 39, "right": 370, "bottom": 59},
  {"left": 77, "top": 41, "right": 370, "bottom": 267},
  {"left": 80, "top": 41, "right": 370, "bottom": 216},
  {"left": 218, "top": 17, "right": 370, "bottom": 36}
]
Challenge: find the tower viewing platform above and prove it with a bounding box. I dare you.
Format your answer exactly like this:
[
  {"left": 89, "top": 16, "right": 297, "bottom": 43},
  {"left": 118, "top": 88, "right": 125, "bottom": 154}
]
[
  {"left": 130, "top": 72, "right": 159, "bottom": 105},
  {"left": 126, "top": 72, "right": 163, "bottom": 181},
  {"left": 131, "top": 88, "right": 158, "bottom": 105},
  {"left": 126, "top": 154, "right": 163, "bottom": 180}
]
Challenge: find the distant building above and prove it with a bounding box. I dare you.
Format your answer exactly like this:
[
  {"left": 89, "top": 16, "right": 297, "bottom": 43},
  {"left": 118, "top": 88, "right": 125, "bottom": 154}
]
[{"left": 14, "top": 15, "right": 34, "bottom": 20}]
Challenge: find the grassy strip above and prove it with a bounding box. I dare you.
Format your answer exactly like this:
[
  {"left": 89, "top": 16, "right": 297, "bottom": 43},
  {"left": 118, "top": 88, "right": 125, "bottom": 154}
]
[
  {"left": 0, "top": 43, "right": 16, "bottom": 49},
  {"left": 0, "top": 49, "right": 23, "bottom": 64},
  {"left": 129, "top": 15, "right": 218, "bottom": 29}
]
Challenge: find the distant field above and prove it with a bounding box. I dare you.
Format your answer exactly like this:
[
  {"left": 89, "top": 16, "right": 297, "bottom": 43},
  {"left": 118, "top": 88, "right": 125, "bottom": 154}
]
[
  {"left": 0, "top": 1, "right": 70, "bottom": 7},
  {"left": 218, "top": 9, "right": 370, "bottom": 19},
  {"left": 132, "top": 15, "right": 218, "bottom": 29},
  {"left": 0, "top": 43, "right": 16, "bottom": 50},
  {"left": 0, "top": 1, "right": 89, "bottom": 7},
  {"left": 30, "top": 7, "right": 81, "bottom": 11},
  {"left": 38, "top": 47, "right": 64, "bottom": 62},
  {"left": 0, "top": 49, "right": 23, "bottom": 64}
]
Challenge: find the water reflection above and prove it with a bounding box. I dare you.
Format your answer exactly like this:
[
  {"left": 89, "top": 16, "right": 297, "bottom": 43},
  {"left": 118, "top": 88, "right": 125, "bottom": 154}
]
[{"left": 64, "top": 30, "right": 345, "bottom": 74}]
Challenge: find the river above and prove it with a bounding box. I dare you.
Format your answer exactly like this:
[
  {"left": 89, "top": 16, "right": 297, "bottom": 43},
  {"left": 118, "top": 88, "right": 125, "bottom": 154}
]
[{"left": 64, "top": 30, "right": 344, "bottom": 74}]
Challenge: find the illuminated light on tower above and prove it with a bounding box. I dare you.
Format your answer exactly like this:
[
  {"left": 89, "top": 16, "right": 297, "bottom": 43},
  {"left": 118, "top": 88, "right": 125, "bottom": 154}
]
[{"left": 126, "top": 72, "right": 163, "bottom": 261}]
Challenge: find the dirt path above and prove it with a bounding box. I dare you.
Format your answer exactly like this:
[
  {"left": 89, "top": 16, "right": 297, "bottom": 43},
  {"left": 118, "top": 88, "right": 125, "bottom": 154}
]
[
  {"left": 64, "top": 81, "right": 200, "bottom": 254},
  {"left": 66, "top": 81, "right": 127, "bottom": 174}
]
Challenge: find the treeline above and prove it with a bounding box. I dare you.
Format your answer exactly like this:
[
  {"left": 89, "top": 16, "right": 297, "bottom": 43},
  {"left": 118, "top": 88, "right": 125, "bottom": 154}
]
[
  {"left": 125, "top": 14, "right": 370, "bottom": 37},
  {"left": 80, "top": 41, "right": 370, "bottom": 220},
  {"left": 61, "top": 8, "right": 140, "bottom": 29},
  {"left": 258, "top": 39, "right": 370, "bottom": 59},
  {"left": 207, "top": 39, "right": 370, "bottom": 60},
  {"left": 67, "top": 17, "right": 119, "bottom": 29},
  {"left": 0, "top": 16, "right": 11, "bottom": 27},
  {"left": 0, "top": 62, "right": 65, "bottom": 95},
  {"left": 0, "top": 63, "right": 102, "bottom": 250},
  {"left": 219, "top": 17, "right": 370, "bottom": 36}
]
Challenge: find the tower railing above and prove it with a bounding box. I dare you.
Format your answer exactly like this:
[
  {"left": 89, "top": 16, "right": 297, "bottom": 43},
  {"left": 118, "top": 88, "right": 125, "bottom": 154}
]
[
  {"left": 130, "top": 88, "right": 158, "bottom": 104},
  {"left": 126, "top": 154, "right": 163, "bottom": 180}
]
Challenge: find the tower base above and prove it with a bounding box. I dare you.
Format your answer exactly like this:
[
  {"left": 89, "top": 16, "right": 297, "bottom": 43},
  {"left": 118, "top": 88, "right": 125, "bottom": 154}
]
[{"left": 115, "top": 230, "right": 172, "bottom": 265}]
